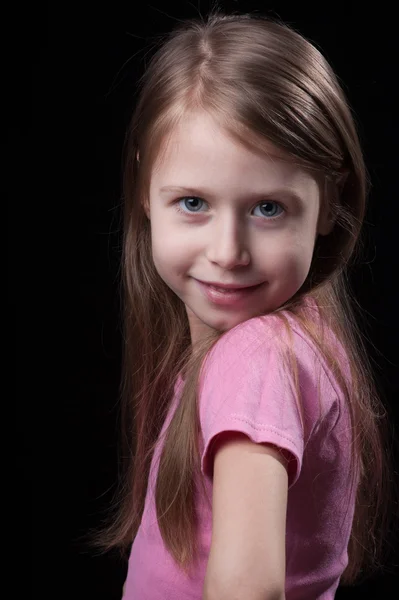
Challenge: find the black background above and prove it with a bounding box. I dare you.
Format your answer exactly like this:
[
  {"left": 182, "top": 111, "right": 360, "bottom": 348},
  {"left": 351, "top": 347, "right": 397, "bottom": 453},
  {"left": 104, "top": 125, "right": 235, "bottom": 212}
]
[{"left": 21, "top": 2, "right": 398, "bottom": 598}]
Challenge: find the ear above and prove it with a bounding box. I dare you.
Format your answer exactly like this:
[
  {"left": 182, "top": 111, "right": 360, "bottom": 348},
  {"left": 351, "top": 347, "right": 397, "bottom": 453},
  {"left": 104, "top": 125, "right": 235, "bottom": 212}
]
[
  {"left": 142, "top": 199, "right": 150, "bottom": 219},
  {"left": 136, "top": 150, "right": 151, "bottom": 219},
  {"left": 317, "top": 170, "right": 349, "bottom": 236},
  {"left": 317, "top": 179, "right": 335, "bottom": 236},
  {"left": 317, "top": 205, "right": 335, "bottom": 236}
]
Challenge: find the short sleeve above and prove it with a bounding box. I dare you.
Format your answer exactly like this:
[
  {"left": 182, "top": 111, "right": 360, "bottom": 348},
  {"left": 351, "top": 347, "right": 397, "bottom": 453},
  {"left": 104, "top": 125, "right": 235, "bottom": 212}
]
[{"left": 197, "top": 315, "right": 335, "bottom": 489}]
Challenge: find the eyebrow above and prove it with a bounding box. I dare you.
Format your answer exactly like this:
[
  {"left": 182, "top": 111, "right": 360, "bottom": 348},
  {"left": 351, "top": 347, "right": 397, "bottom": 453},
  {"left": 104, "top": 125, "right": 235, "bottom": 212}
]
[{"left": 159, "top": 185, "right": 304, "bottom": 205}]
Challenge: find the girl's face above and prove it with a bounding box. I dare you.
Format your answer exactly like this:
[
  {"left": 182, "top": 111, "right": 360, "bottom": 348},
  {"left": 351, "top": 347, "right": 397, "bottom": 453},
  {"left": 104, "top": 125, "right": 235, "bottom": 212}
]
[{"left": 146, "top": 112, "right": 332, "bottom": 347}]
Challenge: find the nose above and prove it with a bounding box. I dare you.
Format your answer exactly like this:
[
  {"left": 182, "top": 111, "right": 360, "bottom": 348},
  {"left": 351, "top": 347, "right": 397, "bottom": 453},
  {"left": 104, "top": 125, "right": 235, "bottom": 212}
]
[{"left": 206, "top": 215, "right": 251, "bottom": 269}]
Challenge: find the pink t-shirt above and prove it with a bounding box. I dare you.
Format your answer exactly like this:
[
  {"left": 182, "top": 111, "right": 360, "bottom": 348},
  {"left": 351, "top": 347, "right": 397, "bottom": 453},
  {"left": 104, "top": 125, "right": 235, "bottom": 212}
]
[{"left": 123, "top": 303, "right": 359, "bottom": 599}]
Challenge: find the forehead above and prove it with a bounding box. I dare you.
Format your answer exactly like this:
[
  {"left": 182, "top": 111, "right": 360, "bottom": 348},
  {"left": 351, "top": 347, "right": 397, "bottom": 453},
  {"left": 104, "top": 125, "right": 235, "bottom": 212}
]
[{"left": 151, "top": 112, "right": 315, "bottom": 191}]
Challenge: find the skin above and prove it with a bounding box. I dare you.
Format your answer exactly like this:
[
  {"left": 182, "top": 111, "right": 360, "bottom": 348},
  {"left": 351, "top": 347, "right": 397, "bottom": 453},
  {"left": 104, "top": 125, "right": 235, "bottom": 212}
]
[{"left": 143, "top": 111, "right": 334, "bottom": 348}]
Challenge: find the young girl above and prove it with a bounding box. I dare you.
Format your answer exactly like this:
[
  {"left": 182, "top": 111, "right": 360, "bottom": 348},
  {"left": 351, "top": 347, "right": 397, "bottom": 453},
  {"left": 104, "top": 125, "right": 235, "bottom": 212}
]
[{"left": 97, "top": 9, "right": 396, "bottom": 600}]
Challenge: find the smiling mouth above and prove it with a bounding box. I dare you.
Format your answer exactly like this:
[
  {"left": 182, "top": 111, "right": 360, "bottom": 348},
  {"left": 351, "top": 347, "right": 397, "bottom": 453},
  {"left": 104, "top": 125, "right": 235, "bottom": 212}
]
[
  {"left": 196, "top": 280, "right": 262, "bottom": 291},
  {"left": 195, "top": 278, "right": 264, "bottom": 307},
  {"left": 205, "top": 283, "right": 261, "bottom": 292}
]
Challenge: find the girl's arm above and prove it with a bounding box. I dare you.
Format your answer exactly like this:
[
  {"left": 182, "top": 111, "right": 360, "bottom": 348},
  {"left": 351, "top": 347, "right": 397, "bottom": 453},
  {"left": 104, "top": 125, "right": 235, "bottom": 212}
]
[{"left": 202, "top": 431, "right": 288, "bottom": 600}]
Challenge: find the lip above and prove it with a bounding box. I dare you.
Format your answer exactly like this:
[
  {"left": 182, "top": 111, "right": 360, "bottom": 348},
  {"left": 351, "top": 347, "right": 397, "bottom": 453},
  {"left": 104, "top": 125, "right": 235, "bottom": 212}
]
[
  {"left": 195, "top": 279, "right": 264, "bottom": 307},
  {"left": 196, "top": 279, "right": 260, "bottom": 290}
]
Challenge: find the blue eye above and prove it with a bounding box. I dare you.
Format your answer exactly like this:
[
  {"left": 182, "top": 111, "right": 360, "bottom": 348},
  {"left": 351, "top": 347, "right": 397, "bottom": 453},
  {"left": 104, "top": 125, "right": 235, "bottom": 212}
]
[
  {"left": 254, "top": 201, "right": 283, "bottom": 219},
  {"left": 176, "top": 197, "right": 204, "bottom": 213},
  {"left": 173, "top": 197, "right": 285, "bottom": 220}
]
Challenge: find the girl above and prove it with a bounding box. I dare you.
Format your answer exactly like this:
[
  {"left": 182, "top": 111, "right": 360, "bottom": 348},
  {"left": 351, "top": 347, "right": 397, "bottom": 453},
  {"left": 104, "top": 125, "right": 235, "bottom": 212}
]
[{"left": 97, "top": 9, "right": 396, "bottom": 600}]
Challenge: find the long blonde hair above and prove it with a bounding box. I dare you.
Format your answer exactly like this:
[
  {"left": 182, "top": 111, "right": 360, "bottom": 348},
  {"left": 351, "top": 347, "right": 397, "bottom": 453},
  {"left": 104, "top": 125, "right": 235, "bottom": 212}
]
[{"left": 95, "top": 10, "right": 398, "bottom": 586}]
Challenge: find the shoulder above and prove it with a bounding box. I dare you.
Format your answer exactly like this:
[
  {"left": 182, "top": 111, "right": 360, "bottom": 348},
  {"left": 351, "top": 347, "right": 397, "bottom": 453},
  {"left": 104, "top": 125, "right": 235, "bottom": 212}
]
[
  {"left": 198, "top": 307, "right": 345, "bottom": 447},
  {"left": 202, "top": 312, "right": 286, "bottom": 366},
  {"left": 201, "top": 304, "right": 347, "bottom": 396},
  {"left": 200, "top": 310, "right": 314, "bottom": 384}
]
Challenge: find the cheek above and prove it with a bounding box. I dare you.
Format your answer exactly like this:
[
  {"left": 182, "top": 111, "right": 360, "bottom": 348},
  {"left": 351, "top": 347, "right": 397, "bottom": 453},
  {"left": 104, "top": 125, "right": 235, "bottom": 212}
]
[
  {"left": 266, "top": 243, "right": 313, "bottom": 283},
  {"left": 151, "top": 223, "right": 193, "bottom": 275}
]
